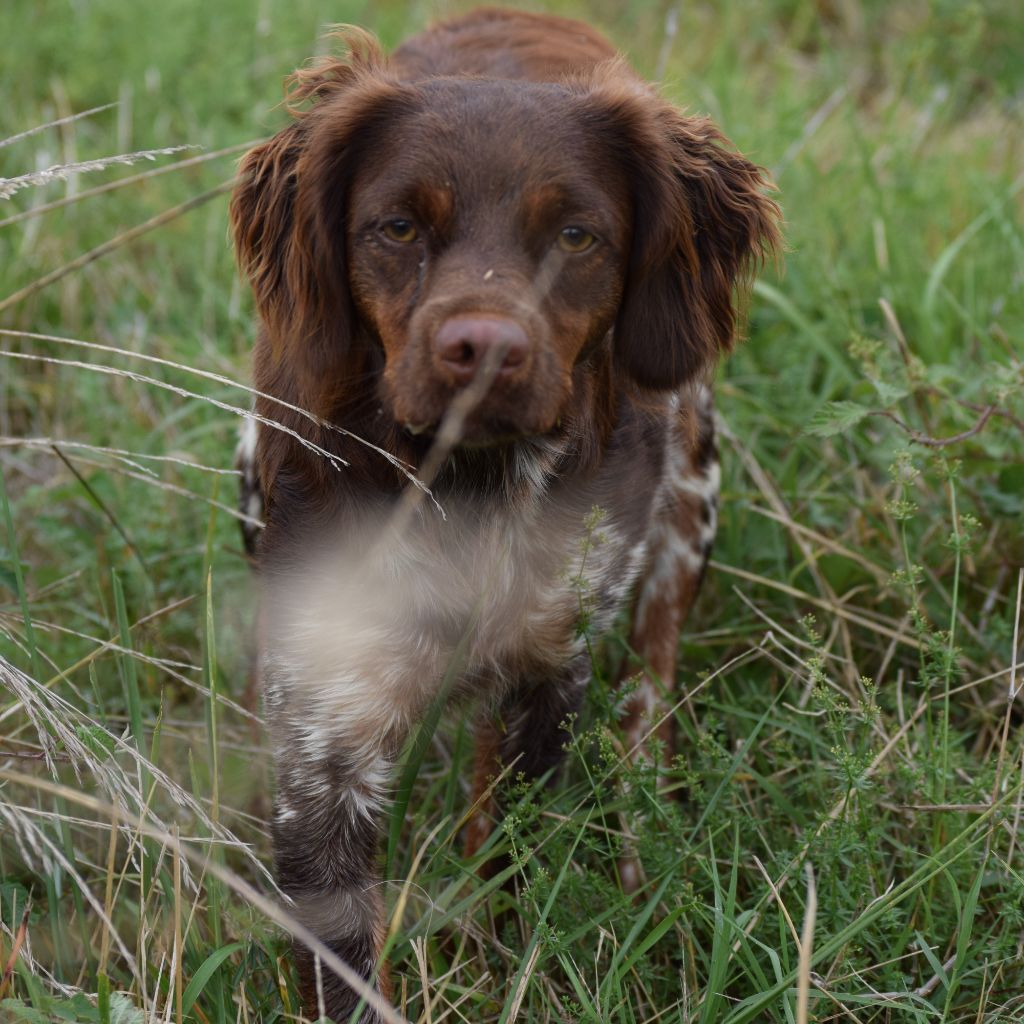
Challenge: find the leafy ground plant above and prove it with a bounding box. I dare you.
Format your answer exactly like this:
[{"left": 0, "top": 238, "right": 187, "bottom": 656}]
[{"left": 1, "top": 0, "right": 1023, "bottom": 1021}]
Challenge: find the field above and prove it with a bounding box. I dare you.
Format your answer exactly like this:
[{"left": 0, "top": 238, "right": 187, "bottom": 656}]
[{"left": 1, "top": 0, "right": 1023, "bottom": 1020}]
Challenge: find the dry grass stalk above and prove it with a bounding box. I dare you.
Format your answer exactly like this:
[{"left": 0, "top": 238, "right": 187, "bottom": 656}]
[
  {"left": 0, "top": 145, "right": 199, "bottom": 200},
  {"left": 0, "top": 103, "right": 117, "bottom": 150}
]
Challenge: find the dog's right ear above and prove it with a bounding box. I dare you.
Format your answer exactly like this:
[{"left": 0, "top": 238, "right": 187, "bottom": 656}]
[
  {"left": 230, "top": 122, "right": 308, "bottom": 344},
  {"left": 230, "top": 31, "right": 398, "bottom": 414}
]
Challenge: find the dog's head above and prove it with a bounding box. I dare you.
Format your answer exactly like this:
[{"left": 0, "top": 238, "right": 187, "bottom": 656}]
[{"left": 231, "top": 32, "right": 781, "bottom": 441}]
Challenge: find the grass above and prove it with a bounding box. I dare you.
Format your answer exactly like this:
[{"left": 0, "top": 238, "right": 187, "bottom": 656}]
[{"left": 1, "top": 0, "right": 1023, "bottom": 1020}]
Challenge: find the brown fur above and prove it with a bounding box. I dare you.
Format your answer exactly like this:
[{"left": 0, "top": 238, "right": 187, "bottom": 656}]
[{"left": 231, "top": 8, "right": 780, "bottom": 1020}]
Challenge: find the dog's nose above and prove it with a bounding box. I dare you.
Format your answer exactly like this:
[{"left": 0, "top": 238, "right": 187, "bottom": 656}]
[{"left": 434, "top": 316, "right": 529, "bottom": 385}]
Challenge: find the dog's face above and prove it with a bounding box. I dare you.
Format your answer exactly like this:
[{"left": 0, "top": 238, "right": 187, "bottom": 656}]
[
  {"left": 346, "top": 79, "right": 632, "bottom": 439},
  {"left": 231, "top": 41, "right": 781, "bottom": 438}
]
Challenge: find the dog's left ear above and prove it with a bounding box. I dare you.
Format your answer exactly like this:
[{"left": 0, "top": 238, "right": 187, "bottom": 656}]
[{"left": 583, "top": 78, "right": 782, "bottom": 390}]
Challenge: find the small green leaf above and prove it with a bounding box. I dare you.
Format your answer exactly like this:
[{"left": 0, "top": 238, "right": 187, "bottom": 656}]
[
  {"left": 75, "top": 725, "right": 117, "bottom": 761},
  {"left": 50, "top": 993, "right": 100, "bottom": 1022},
  {"left": 805, "top": 401, "right": 871, "bottom": 437},
  {"left": 181, "top": 942, "right": 244, "bottom": 1017},
  {"left": 871, "top": 377, "right": 910, "bottom": 406},
  {"left": 1, "top": 998, "right": 50, "bottom": 1024},
  {"left": 108, "top": 993, "right": 145, "bottom": 1024}
]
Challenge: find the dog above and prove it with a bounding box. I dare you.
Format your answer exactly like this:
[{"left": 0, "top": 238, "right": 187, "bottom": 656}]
[{"left": 231, "top": 7, "right": 780, "bottom": 1019}]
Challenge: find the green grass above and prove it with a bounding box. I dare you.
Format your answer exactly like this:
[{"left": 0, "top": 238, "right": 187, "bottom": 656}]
[{"left": 2, "top": 0, "right": 1023, "bottom": 1020}]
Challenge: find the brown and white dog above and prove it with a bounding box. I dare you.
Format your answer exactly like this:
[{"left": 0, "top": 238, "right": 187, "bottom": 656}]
[{"left": 231, "top": 7, "right": 780, "bottom": 1019}]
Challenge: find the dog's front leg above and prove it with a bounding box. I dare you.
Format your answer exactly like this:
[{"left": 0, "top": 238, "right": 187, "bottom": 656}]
[
  {"left": 465, "top": 659, "right": 589, "bottom": 860},
  {"left": 271, "top": 711, "right": 398, "bottom": 1023}
]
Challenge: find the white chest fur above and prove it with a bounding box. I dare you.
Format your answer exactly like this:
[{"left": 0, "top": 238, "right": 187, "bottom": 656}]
[{"left": 263, "top": 496, "right": 647, "bottom": 756}]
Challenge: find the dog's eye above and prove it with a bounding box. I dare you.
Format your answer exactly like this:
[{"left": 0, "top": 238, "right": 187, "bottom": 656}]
[
  {"left": 382, "top": 219, "right": 418, "bottom": 243},
  {"left": 557, "top": 226, "right": 595, "bottom": 253}
]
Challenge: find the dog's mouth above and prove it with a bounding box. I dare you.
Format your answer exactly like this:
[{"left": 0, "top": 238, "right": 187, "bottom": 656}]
[
  {"left": 391, "top": 356, "right": 565, "bottom": 447},
  {"left": 402, "top": 412, "right": 550, "bottom": 448}
]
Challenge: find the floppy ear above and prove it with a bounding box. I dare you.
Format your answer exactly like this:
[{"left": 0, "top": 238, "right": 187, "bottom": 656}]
[
  {"left": 230, "top": 31, "right": 401, "bottom": 414},
  {"left": 585, "top": 78, "right": 781, "bottom": 390}
]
